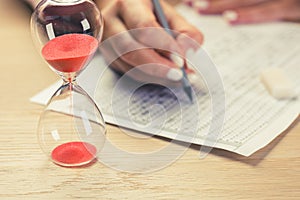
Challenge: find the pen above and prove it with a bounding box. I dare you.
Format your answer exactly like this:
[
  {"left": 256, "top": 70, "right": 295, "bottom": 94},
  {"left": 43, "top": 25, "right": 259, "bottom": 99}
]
[{"left": 152, "top": 0, "right": 193, "bottom": 103}]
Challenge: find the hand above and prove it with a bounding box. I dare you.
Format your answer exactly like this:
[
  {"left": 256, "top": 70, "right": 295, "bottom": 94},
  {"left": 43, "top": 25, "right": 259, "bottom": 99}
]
[
  {"left": 95, "top": 0, "right": 203, "bottom": 84},
  {"left": 184, "top": 0, "right": 300, "bottom": 25}
]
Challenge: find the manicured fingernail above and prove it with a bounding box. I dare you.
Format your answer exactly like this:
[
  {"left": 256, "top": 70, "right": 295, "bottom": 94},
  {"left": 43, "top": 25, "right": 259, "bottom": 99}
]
[
  {"left": 188, "top": 73, "right": 198, "bottom": 82},
  {"left": 188, "top": 73, "right": 208, "bottom": 92},
  {"left": 170, "top": 53, "right": 184, "bottom": 68},
  {"left": 223, "top": 10, "right": 238, "bottom": 22},
  {"left": 194, "top": 0, "right": 209, "bottom": 10},
  {"left": 166, "top": 68, "right": 183, "bottom": 81}
]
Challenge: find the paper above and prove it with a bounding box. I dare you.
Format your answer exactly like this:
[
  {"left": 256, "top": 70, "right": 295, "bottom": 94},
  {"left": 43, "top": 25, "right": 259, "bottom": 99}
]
[{"left": 31, "top": 4, "right": 300, "bottom": 156}]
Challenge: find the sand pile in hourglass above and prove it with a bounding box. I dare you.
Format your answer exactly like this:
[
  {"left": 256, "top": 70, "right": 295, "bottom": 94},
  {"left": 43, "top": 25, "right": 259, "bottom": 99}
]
[{"left": 42, "top": 34, "right": 98, "bottom": 73}]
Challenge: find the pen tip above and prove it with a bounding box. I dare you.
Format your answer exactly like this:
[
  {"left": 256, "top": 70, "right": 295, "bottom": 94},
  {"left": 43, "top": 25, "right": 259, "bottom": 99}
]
[{"left": 184, "top": 86, "right": 194, "bottom": 103}]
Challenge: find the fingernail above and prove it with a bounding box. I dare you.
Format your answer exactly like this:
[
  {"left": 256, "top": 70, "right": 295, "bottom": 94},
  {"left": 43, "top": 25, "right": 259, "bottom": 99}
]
[
  {"left": 166, "top": 68, "right": 183, "bottom": 81},
  {"left": 194, "top": 0, "right": 209, "bottom": 10},
  {"left": 170, "top": 53, "right": 184, "bottom": 68},
  {"left": 223, "top": 10, "right": 238, "bottom": 22},
  {"left": 188, "top": 73, "right": 198, "bottom": 82},
  {"left": 187, "top": 73, "right": 208, "bottom": 92}
]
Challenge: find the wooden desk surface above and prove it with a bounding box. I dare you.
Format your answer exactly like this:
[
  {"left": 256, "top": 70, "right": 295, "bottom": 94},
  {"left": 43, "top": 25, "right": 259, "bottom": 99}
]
[{"left": 0, "top": 1, "right": 299, "bottom": 199}]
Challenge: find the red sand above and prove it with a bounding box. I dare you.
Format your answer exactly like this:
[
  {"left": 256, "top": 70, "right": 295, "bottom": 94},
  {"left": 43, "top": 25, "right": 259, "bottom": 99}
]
[
  {"left": 51, "top": 141, "right": 97, "bottom": 166},
  {"left": 42, "top": 34, "right": 98, "bottom": 73}
]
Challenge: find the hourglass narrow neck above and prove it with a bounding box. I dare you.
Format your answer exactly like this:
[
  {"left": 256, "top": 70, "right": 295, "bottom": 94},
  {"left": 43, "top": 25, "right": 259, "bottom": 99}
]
[{"left": 62, "top": 73, "right": 77, "bottom": 84}]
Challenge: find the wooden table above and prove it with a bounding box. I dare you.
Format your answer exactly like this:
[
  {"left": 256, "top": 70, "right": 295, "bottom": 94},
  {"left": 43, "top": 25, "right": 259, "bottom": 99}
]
[{"left": 0, "top": 1, "right": 299, "bottom": 199}]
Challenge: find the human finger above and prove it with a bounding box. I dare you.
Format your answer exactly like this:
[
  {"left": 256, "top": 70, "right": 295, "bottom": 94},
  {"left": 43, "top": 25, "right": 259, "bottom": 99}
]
[
  {"left": 222, "top": 0, "right": 298, "bottom": 25},
  {"left": 101, "top": 39, "right": 183, "bottom": 86},
  {"left": 160, "top": 0, "right": 204, "bottom": 53},
  {"left": 100, "top": 3, "right": 184, "bottom": 82},
  {"left": 280, "top": 0, "right": 300, "bottom": 22},
  {"left": 117, "top": 0, "right": 184, "bottom": 58},
  {"left": 191, "top": 0, "right": 270, "bottom": 14}
]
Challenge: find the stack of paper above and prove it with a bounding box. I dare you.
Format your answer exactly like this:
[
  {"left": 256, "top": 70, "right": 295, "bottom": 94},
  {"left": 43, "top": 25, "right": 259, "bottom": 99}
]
[{"left": 31, "top": 5, "right": 300, "bottom": 156}]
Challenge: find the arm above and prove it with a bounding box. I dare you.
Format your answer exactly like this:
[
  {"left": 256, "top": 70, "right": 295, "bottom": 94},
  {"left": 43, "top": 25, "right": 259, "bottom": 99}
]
[{"left": 185, "top": 0, "right": 300, "bottom": 25}]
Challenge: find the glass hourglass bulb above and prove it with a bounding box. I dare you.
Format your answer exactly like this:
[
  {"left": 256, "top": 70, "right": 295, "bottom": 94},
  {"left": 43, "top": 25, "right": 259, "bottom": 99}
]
[{"left": 31, "top": 0, "right": 106, "bottom": 167}]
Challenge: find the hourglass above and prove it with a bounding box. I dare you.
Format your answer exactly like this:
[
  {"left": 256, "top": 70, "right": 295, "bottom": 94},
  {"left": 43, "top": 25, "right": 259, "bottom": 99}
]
[{"left": 31, "top": 0, "right": 106, "bottom": 167}]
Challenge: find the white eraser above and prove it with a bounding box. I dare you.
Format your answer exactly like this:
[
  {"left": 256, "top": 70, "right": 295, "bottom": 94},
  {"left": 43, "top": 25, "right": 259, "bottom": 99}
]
[{"left": 260, "top": 68, "right": 296, "bottom": 99}]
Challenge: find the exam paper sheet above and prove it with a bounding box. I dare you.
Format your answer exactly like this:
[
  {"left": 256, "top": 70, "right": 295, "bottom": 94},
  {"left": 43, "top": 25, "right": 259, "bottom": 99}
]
[{"left": 31, "top": 5, "right": 300, "bottom": 156}]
